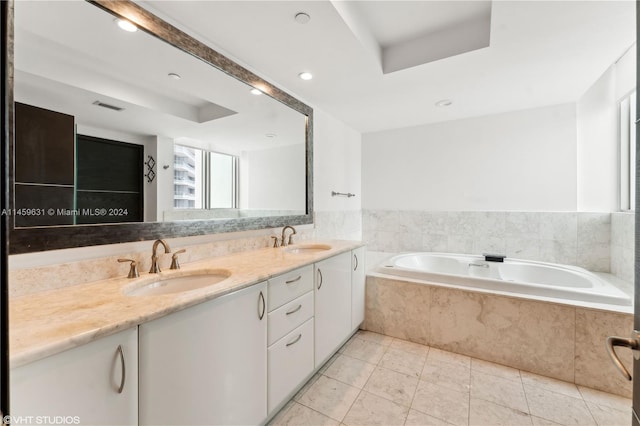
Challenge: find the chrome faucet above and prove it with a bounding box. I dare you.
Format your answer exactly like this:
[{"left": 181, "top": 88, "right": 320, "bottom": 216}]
[
  {"left": 281, "top": 226, "right": 297, "bottom": 247},
  {"left": 150, "top": 239, "right": 171, "bottom": 273}
]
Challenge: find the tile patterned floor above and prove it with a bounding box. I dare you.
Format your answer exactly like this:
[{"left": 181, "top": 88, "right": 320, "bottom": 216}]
[{"left": 269, "top": 330, "right": 633, "bottom": 426}]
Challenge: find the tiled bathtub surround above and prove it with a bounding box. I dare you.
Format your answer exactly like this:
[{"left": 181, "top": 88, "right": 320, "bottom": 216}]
[
  {"left": 9, "top": 209, "right": 362, "bottom": 298},
  {"left": 363, "top": 210, "right": 617, "bottom": 274},
  {"left": 611, "top": 212, "right": 635, "bottom": 283},
  {"left": 363, "top": 275, "right": 634, "bottom": 398},
  {"left": 314, "top": 210, "right": 362, "bottom": 241}
]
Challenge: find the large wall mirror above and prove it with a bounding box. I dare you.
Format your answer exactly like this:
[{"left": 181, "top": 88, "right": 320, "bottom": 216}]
[{"left": 8, "top": 0, "right": 313, "bottom": 254}]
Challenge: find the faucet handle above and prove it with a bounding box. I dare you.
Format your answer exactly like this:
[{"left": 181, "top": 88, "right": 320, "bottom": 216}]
[
  {"left": 170, "top": 249, "right": 186, "bottom": 270},
  {"left": 271, "top": 236, "right": 281, "bottom": 248},
  {"left": 118, "top": 258, "right": 139, "bottom": 279}
]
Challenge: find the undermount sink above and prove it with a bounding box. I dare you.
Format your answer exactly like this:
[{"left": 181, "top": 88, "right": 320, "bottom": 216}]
[
  {"left": 124, "top": 271, "right": 231, "bottom": 297},
  {"left": 284, "top": 244, "right": 332, "bottom": 254}
]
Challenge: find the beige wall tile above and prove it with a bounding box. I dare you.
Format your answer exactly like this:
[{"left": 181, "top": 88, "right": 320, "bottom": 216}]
[
  {"left": 363, "top": 276, "right": 430, "bottom": 345},
  {"left": 430, "top": 288, "right": 575, "bottom": 381},
  {"left": 575, "top": 309, "right": 633, "bottom": 398}
]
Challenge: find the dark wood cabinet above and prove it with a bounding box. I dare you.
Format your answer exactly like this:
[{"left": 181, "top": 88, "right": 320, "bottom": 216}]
[
  {"left": 14, "top": 102, "right": 75, "bottom": 226},
  {"left": 14, "top": 103, "right": 144, "bottom": 226},
  {"left": 76, "top": 135, "right": 143, "bottom": 224},
  {"left": 15, "top": 102, "right": 75, "bottom": 185}
]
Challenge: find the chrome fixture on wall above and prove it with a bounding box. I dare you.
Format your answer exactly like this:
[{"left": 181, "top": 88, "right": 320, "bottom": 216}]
[{"left": 331, "top": 191, "right": 356, "bottom": 198}]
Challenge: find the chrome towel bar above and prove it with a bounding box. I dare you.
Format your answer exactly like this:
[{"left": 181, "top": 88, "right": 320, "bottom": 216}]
[{"left": 331, "top": 191, "right": 356, "bottom": 198}]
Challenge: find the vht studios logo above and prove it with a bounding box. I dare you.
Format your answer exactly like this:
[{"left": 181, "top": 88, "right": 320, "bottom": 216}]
[{"left": 3, "top": 415, "right": 81, "bottom": 425}]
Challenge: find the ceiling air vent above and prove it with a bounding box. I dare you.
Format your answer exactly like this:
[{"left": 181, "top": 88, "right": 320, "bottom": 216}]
[{"left": 92, "top": 100, "right": 124, "bottom": 111}]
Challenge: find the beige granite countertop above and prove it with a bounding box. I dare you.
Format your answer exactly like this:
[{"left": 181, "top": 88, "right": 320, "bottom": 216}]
[{"left": 10, "top": 240, "right": 363, "bottom": 368}]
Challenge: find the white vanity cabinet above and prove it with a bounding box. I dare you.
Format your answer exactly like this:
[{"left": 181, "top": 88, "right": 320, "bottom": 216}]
[
  {"left": 138, "top": 282, "right": 267, "bottom": 426},
  {"left": 351, "top": 246, "right": 366, "bottom": 331},
  {"left": 314, "top": 251, "right": 352, "bottom": 367},
  {"left": 266, "top": 266, "right": 315, "bottom": 414},
  {"left": 11, "top": 327, "right": 138, "bottom": 425}
]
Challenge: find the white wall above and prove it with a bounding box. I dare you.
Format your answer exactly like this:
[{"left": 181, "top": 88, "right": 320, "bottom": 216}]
[
  {"left": 576, "top": 45, "right": 636, "bottom": 212},
  {"left": 314, "top": 109, "right": 362, "bottom": 212},
  {"left": 155, "top": 136, "right": 175, "bottom": 221},
  {"left": 241, "top": 143, "right": 306, "bottom": 211},
  {"left": 362, "top": 104, "right": 577, "bottom": 211}
]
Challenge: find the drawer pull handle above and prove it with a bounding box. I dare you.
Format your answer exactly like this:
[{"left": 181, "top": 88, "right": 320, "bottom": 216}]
[
  {"left": 354, "top": 254, "right": 359, "bottom": 271},
  {"left": 258, "top": 291, "right": 266, "bottom": 320},
  {"left": 286, "top": 304, "right": 302, "bottom": 315},
  {"left": 317, "top": 268, "right": 323, "bottom": 290},
  {"left": 116, "top": 345, "right": 126, "bottom": 394},
  {"left": 285, "top": 276, "right": 302, "bottom": 284},
  {"left": 286, "top": 334, "right": 302, "bottom": 347}
]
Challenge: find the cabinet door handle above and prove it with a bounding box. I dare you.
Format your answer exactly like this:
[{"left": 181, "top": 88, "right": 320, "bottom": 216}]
[
  {"left": 354, "top": 254, "right": 358, "bottom": 271},
  {"left": 116, "top": 345, "right": 126, "bottom": 394},
  {"left": 286, "top": 333, "right": 302, "bottom": 347},
  {"left": 317, "top": 268, "right": 323, "bottom": 290},
  {"left": 258, "top": 291, "right": 266, "bottom": 320},
  {"left": 285, "top": 275, "right": 302, "bottom": 284},
  {"left": 286, "top": 304, "right": 302, "bottom": 315}
]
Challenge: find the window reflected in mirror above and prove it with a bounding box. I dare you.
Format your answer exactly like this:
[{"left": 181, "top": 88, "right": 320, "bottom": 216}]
[{"left": 173, "top": 144, "right": 238, "bottom": 210}]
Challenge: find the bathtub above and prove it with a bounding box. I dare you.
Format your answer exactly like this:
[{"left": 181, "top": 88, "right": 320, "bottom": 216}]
[{"left": 375, "top": 252, "right": 631, "bottom": 307}]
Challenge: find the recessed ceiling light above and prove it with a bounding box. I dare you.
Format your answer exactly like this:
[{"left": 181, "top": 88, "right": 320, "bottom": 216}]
[
  {"left": 250, "top": 88, "right": 263, "bottom": 95},
  {"left": 115, "top": 18, "right": 138, "bottom": 32},
  {"left": 295, "top": 12, "right": 311, "bottom": 24},
  {"left": 298, "top": 72, "right": 313, "bottom": 81},
  {"left": 435, "top": 99, "right": 453, "bottom": 107},
  {"left": 265, "top": 133, "right": 277, "bottom": 138},
  {"left": 168, "top": 73, "right": 181, "bottom": 80}
]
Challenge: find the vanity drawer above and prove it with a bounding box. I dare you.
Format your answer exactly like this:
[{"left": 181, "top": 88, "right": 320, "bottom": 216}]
[
  {"left": 268, "top": 265, "right": 313, "bottom": 311},
  {"left": 268, "top": 318, "right": 314, "bottom": 414},
  {"left": 268, "top": 291, "right": 313, "bottom": 346}
]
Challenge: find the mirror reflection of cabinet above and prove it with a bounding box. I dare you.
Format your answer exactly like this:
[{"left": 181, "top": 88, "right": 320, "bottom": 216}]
[
  {"left": 76, "top": 135, "right": 143, "bottom": 224},
  {"left": 14, "top": 102, "right": 144, "bottom": 226},
  {"left": 15, "top": 102, "right": 75, "bottom": 226}
]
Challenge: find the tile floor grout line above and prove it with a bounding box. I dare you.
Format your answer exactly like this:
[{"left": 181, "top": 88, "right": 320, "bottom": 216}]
[
  {"left": 295, "top": 400, "right": 345, "bottom": 425},
  {"left": 340, "top": 385, "right": 365, "bottom": 424},
  {"left": 467, "top": 358, "right": 472, "bottom": 426},
  {"left": 582, "top": 397, "right": 603, "bottom": 426},
  {"left": 524, "top": 380, "right": 603, "bottom": 405},
  {"left": 338, "top": 333, "right": 391, "bottom": 425},
  {"left": 404, "top": 346, "right": 429, "bottom": 426},
  {"left": 516, "top": 367, "right": 535, "bottom": 425}
]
